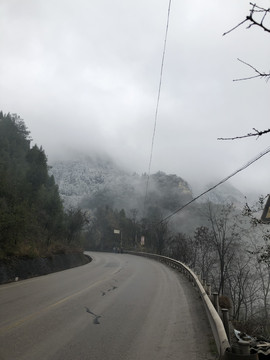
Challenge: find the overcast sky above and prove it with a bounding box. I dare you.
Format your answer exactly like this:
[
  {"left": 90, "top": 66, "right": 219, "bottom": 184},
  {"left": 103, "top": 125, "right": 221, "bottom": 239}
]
[{"left": 1, "top": 0, "right": 270, "bottom": 197}]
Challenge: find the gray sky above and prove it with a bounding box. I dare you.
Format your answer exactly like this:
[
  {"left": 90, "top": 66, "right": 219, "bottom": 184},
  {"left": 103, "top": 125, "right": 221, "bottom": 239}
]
[{"left": 1, "top": 0, "right": 270, "bottom": 196}]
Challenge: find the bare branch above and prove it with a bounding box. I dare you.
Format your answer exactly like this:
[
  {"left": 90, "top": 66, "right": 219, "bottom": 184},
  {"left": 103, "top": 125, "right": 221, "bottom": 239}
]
[
  {"left": 218, "top": 128, "right": 270, "bottom": 141},
  {"left": 223, "top": 3, "right": 270, "bottom": 36},
  {"left": 223, "top": 4, "right": 270, "bottom": 82},
  {"left": 233, "top": 58, "right": 270, "bottom": 82},
  {"left": 223, "top": 18, "right": 249, "bottom": 36},
  {"left": 246, "top": 2, "right": 270, "bottom": 33}
]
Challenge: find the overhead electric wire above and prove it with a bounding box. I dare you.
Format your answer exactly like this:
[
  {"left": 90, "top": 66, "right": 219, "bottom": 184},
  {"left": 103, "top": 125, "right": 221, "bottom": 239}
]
[
  {"left": 141, "top": 0, "right": 269, "bottom": 225},
  {"left": 160, "top": 146, "right": 270, "bottom": 224},
  {"left": 143, "top": 0, "right": 172, "bottom": 215}
]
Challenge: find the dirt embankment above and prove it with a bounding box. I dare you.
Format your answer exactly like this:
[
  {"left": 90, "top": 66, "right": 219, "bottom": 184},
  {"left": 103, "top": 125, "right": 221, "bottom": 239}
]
[{"left": 0, "top": 253, "right": 91, "bottom": 284}]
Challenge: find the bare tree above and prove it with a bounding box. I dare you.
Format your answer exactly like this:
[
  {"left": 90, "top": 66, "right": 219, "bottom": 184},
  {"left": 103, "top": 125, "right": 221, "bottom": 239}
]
[
  {"left": 227, "top": 255, "right": 255, "bottom": 321},
  {"left": 154, "top": 219, "right": 170, "bottom": 255},
  {"left": 241, "top": 198, "right": 270, "bottom": 335},
  {"left": 167, "top": 232, "right": 195, "bottom": 266},
  {"left": 219, "top": 3, "right": 270, "bottom": 141},
  {"left": 255, "top": 257, "right": 270, "bottom": 334},
  {"left": 241, "top": 270, "right": 261, "bottom": 322},
  {"left": 245, "top": 237, "right": 270, "bottom": 336},
  {"left": 193, "top": 226, "right": 216, "bottom": 283},
  {"left": 204, "top": 202, "right": 241, "bottom": 295}
]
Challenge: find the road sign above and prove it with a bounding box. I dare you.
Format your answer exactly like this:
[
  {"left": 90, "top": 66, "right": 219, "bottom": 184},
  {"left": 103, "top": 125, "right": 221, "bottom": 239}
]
[
  {"left": 261, "top": 195, "right": 270, "bottom": 223},
  {"left": 114, "top": 229, "right": 120, "bottom": 234}
]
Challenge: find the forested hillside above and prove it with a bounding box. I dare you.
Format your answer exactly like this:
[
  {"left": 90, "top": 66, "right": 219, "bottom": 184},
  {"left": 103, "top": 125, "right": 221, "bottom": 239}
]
[
  {"left": 0, "top": 111, "right": 196, "bottom": 258},
  {"left": 50, "top": 156, "right": 248, "bottom": 246},
  {"left": 51, "top": 158, "right": 193, "bottom": 215},
  {"left": 50, "top": 158, "right": 197, "bottom": 252},
  {"left": 0, "top": 112, "right": 86, "bottom": 259}
]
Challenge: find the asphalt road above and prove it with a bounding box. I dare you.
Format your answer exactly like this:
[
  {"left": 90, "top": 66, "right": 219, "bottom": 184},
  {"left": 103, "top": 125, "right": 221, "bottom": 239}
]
[{"left": 0, "top": 252, "right": 215, "bottom": 360}]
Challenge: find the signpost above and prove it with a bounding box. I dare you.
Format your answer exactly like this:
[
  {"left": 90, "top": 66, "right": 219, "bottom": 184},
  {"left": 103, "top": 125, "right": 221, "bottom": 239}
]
[{"left": 114, "top": 229, "right": 122, "bottom": 250}]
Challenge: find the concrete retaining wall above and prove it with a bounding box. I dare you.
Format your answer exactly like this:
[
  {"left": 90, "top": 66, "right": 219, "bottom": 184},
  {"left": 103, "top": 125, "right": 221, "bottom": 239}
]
[{"left": 0, "top": 253, "right": 91, "bottom": 284}]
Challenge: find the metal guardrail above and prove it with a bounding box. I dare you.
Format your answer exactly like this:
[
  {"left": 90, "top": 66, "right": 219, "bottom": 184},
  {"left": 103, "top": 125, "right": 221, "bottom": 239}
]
[{"left": 126, "top": 251, "right": 230, "bottom": 359}]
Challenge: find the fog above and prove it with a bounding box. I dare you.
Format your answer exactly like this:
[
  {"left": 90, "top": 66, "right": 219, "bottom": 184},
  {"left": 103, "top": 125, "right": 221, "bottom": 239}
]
[{"left": 1, "top": 0, "right": 270, "bottom": 197}]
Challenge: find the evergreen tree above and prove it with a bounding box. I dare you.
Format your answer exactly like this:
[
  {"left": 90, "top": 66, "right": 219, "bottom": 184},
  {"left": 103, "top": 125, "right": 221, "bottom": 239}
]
[{"left": 0, "top": 112, "right": 85, "bottom": 258}]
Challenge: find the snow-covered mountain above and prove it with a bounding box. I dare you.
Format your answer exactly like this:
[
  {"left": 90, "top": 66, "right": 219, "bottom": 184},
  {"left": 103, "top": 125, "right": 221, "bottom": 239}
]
[
  {"left": 50, "top": 155, "right": 129, "bottom": 208},
  {"left": 49, "top": 155, "right": 192, "bottom": 213},
  {"left": 50, "top": 155, "right": 247, "bottom": 213}
]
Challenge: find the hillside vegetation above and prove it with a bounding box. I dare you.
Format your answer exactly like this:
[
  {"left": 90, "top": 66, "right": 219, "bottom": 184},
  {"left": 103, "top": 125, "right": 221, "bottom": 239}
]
[
  {"left": 50, "top": 158, "right": 193, "bottom": 213},
  {"left": 50, "top": 157, "right": 196, "bottom": 252},
  {"left": 0, "top": 111, "right": 195, "bottom": 258},
  {"left": 0, "top": 112, "right": 86, "bottom": 259}
]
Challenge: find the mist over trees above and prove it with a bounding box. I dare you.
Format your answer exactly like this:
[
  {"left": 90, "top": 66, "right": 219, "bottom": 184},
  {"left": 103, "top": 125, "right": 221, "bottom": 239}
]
[
  {"left": 51, "top": 159, "right": 196, "bottom": 253},
  {"left": 49, "top": 150, "right": 249, "bottom": 258},
  {"left": 0, "top": 110, "right": 197, "bottom": 258},
  {"left": 2, "top": 111, "right": 270, "bottom": 337},
  {"left": 0, "top": 112, "right": 87, "bottom": 258}
]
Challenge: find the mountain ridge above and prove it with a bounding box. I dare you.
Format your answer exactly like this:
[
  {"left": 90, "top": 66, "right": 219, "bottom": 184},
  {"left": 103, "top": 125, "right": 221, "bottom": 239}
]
[
  {"left": 50, "top": 156, "right": 192, "bottom": 215},
  {"left": 50, "top": 155, "right": 246, "bottom": 214}
]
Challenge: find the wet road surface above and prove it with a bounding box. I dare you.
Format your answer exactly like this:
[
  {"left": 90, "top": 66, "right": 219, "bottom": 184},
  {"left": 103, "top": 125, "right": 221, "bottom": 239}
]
[{"left": 0, "top": 252, "right": 215, "bottom": 360}]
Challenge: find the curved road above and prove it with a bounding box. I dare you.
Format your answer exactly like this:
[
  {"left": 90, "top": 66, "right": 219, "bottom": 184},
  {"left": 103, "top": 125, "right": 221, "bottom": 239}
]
[{"left": 0, "top": 252, "right": 215, "bottom": 360}]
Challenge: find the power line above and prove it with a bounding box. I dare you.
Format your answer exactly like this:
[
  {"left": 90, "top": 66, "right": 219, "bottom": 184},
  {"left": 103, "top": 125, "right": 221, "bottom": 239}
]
[
  {"left": 143, "top": 0, "right": 172, "bottom": 215},
  {"left": 160, "top": 145, "right": 270, "bottom": 223}
]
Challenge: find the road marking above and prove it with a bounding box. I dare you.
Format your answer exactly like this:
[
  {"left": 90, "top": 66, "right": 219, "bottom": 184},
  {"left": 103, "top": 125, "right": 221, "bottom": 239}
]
[{"left": 0, "top": 267, "right": 122, "bottom": 334}]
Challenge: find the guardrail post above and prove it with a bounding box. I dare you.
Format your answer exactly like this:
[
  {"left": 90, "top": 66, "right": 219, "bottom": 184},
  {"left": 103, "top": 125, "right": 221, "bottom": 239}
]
[
  {"left": 238, "top": 340, "right": 251, "bottom": 355},
  {"left": 206, "top": 284, "right": 211, "bottom": 296},
  {"left": 203, "top": 278, "right": 206, "bottom": 288},
  {"left": 221, "top": 308, "right": 230, "bottom": 345},
  {"left": 213, "top": 292, "right": 219, "bottom": 312}
]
